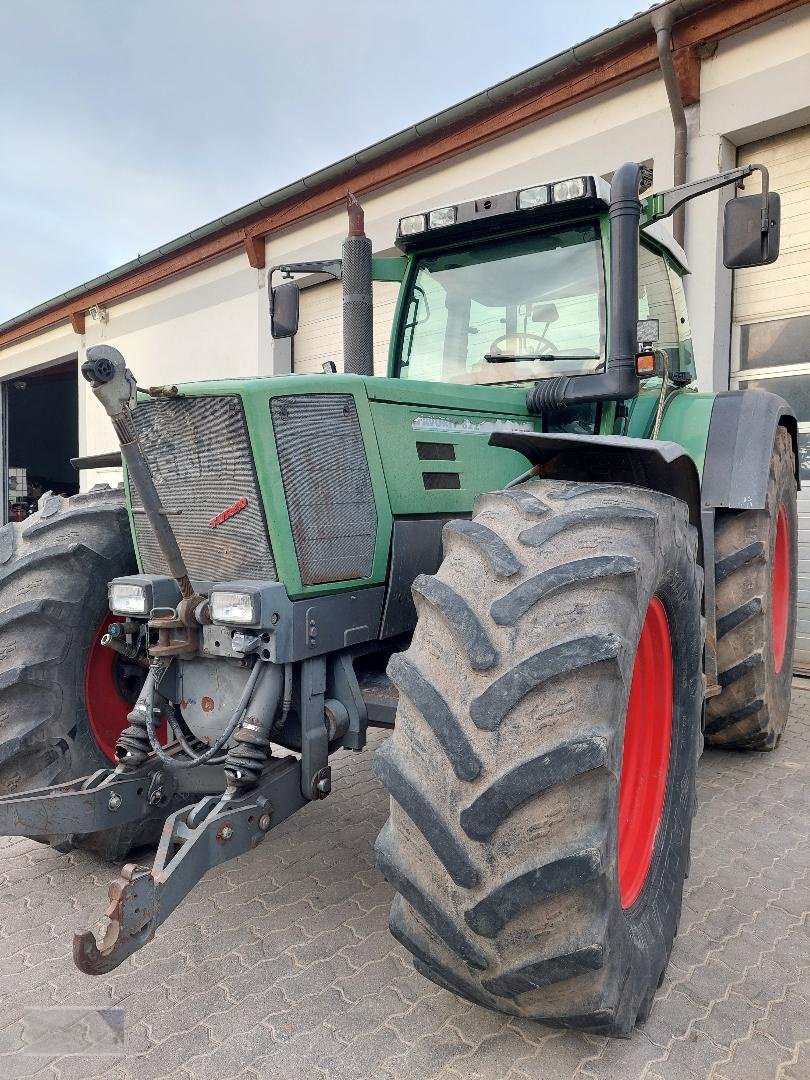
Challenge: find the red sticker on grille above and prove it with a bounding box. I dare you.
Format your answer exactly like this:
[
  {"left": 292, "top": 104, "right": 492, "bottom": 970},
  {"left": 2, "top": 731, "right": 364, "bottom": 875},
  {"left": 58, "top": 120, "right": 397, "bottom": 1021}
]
[{"left": 210, "top": 497, "right": 248, "bottom": 528}]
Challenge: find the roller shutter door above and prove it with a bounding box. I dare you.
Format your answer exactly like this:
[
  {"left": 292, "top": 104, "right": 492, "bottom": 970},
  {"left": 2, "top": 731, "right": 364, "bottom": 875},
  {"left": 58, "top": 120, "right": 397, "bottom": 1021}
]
[
  {"left": 294, "top": 280, "right": 399, "bottom": 377},
  {"left": 732, "top": 127, "right": 810, "bottom": 672}
]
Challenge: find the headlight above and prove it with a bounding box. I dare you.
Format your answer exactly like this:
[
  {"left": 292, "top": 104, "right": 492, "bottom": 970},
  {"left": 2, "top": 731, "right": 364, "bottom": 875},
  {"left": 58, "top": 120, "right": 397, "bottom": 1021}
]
[
  {"left": 210, "top": 590, "right": 259, "bottom": 626},
  {"left": 428, "top": 206, "right": 456, "bottom": 229},
  {"left": 398, "top": 214, "right": 427, "bottom": 237},
  {"left": 552, "top": 177, "right": 587, "bottom": 202},
  {"left": 108, "top": 575, "right": 182, "bottom": 618},
  {"left": 109, "top": 582, "right": 149, "bottom": 616},
  {"left": 518, "top": 185, "right": 549, "bottom": 209}
]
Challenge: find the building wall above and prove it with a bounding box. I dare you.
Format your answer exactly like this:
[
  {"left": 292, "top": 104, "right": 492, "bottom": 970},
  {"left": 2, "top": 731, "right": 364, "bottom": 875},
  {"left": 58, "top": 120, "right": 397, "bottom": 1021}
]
[
  {"left": 686, "top": 4, "right": 810, "bottom": 392},
  {"left": 1, "top": 6, "right": 809, "bottom": 491}
]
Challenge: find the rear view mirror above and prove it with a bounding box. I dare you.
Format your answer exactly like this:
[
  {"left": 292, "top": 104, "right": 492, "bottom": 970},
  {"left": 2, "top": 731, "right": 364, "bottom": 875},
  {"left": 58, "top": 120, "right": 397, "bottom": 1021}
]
[
  {"left": 531, "top": 302, "right": 559, "bottom": 324},
  {"left": 637, "top": 319, "right": 659, "bottom": 349},
  {"left": 270, "top": 281, "right": 300, "bottom": 339},
  {"left": 723, "top": 192, "right": 781, "bottom": 269}
]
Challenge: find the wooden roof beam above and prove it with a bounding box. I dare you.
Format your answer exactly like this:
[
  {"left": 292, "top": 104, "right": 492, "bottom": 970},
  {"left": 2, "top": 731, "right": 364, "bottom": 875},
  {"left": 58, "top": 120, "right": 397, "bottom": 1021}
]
[{"left": 243, "top": 233, "right": 266, "bottom": 269}]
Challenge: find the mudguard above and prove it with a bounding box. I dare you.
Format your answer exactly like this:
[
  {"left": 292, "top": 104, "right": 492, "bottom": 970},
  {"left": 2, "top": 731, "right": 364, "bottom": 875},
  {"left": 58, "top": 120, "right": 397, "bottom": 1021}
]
[
  {"left": 489, "top": 430, "right": 702, "bottom": 540},
  {"left": 701, "top": 390, "right": 798, "bottom": 510},
  {"left": 488, "top": 428, "right": 716, "bottom": 691}
]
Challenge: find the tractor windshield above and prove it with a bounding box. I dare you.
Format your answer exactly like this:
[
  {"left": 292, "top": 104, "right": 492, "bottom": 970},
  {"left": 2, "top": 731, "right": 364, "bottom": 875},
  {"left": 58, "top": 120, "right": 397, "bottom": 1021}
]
[{"left": 395, "top": 223, "right": 605, "bottom": 385}]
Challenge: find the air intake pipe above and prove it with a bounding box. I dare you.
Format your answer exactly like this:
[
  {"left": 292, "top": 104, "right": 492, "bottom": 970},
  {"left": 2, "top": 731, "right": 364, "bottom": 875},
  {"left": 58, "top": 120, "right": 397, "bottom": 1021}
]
[
  {"left": 81, "top": 345, "right": 195, "bottom": 601},
  {"left": 342, "top": 193, "right": 374, "bottom": 376},
  {"left": 526, "top": 161, "right": 643, "bottom": 412}
]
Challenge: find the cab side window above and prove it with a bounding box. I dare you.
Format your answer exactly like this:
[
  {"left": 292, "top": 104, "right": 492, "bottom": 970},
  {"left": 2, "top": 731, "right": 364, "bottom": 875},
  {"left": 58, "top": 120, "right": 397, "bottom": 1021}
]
[{"left": 638, "top": 244, "right": 680, "bottom": 375}]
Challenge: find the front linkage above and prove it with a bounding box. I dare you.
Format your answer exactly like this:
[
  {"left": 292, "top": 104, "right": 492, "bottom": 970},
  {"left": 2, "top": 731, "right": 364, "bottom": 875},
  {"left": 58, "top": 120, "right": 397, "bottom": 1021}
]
[
  {"left": 0, "top": 345, "right": 367, "bottom": 973},
  {"left": 0, "top": 745, "right": 301, "bottom": 973},
  {"left": 72, "top": 755, "right": 305, "bottom": 974}
]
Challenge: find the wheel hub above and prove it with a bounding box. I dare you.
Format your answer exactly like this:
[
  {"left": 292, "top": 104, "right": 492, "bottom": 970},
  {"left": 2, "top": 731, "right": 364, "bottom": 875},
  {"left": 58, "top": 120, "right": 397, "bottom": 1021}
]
[
  {"left": 772, "top": 506, "right": 789, "bottom": 674},
  {"left": 85, "top": 613, "right": 161, "bottom": 763},
  {"left": 618, "top": 596, "right": 673, "bottom": 909}
]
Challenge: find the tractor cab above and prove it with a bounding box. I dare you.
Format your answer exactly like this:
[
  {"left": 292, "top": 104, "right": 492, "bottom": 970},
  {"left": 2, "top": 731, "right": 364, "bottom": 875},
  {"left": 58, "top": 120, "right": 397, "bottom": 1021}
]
[{"left": 389, "top": 174, "right": 692, "bottom": 391}]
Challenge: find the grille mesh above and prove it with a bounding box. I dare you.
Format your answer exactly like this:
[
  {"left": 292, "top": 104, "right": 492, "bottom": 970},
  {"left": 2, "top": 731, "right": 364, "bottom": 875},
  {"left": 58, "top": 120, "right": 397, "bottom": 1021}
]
[
  {"left": 129, "top": 395, "right": 276, "bottom": 583},
  {"left": 271, "top": 394, "right": 377, "bottom": 584}
]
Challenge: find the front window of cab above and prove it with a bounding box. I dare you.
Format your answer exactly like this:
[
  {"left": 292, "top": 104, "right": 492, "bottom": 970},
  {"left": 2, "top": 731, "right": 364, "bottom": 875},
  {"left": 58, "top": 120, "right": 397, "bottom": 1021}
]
[{"left": 396, "top": 223, "right": 605, "bottom": 385}]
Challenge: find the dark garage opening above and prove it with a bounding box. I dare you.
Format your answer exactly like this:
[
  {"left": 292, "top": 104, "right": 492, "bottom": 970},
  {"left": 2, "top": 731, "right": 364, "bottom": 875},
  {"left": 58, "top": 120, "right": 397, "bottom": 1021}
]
[{"left": 6, "top": 359, "right": 79, "bottom": 523}]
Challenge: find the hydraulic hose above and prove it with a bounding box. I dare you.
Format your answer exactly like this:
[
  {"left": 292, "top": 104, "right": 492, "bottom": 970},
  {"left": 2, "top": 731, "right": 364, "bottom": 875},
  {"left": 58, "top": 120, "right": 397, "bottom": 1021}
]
[{"left": 144, "top": 660, "right": 263, "bottom": 769}]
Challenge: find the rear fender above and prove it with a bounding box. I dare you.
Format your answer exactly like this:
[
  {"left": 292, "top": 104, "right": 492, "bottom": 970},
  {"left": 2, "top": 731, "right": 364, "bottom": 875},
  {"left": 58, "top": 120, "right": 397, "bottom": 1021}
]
[{"left": 701, "top": 390, "right": 798, "bottom": 511}]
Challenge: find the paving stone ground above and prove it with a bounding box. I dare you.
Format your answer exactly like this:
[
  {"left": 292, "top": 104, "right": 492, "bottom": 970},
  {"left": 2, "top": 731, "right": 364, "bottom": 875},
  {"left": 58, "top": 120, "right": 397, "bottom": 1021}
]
[{"left": 0, "top": 683, "right": 808, "bottom": 1080}]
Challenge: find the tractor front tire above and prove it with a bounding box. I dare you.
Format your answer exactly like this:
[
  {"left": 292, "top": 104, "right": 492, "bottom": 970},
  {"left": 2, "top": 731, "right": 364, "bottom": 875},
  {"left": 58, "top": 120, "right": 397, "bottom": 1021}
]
[
  {"left": 706, "top": 426, "right": 798, "bottom": 750},
  {"left": 375, "top": 480, "right": 703, "bottom": 1035},
  {"left": 0, "top": 485, "right": 157, "bottom": 860}
]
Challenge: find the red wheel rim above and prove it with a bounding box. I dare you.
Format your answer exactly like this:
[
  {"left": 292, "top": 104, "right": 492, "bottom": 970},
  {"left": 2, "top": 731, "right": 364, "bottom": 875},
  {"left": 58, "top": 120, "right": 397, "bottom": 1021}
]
[
  {"left": 618, "top": 596, "right": 673, "bottom": 909},
  {"left": 772, "top": 506, "right": 789, "bottom": 674},
  {"left": 85, "top": 613, "right": 165, "bottom": 763}
]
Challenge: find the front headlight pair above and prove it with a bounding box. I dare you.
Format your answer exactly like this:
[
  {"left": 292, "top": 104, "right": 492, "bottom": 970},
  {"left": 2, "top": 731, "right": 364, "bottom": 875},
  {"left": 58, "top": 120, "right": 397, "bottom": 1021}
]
[{"left": 108, "top": 576, "right": 271, "bottom": 629}]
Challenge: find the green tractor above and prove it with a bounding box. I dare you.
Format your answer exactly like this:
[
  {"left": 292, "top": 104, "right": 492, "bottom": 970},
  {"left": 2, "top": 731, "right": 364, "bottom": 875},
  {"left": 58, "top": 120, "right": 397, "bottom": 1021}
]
[{"left": 0, "top": 161, "right": 796, "bottom": 1036}]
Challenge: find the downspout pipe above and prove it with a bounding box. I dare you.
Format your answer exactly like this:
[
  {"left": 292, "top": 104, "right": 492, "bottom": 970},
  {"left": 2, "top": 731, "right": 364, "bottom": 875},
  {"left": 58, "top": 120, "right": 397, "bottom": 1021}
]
[{"left": 652, "top": 5, "right": 688, "bottom": 247}]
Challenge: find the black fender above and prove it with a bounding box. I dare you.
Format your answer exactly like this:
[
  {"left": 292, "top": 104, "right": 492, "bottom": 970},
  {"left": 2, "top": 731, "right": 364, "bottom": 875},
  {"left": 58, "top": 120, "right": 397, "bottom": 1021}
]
[
  {"left": 489, "top": 429, "right": 720, "bottom": 691},
  {"left": 701, "top": 390, "right": 798, "bottom": 510},
  {"left": 489, "top": 431, "right": 703, "bottom": 562}
]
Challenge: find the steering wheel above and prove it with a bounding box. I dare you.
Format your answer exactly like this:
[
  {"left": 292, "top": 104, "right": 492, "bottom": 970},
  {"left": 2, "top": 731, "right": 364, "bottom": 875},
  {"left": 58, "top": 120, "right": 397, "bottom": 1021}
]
[{"left": 487, "top": 331, "right": 558, "bottom": 359}]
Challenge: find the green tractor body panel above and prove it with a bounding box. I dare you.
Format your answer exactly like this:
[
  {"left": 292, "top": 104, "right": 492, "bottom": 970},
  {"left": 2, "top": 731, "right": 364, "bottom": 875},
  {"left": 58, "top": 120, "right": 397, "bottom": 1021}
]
[{"left": 125, "top": 372, "right": 718, "bottom": 600}]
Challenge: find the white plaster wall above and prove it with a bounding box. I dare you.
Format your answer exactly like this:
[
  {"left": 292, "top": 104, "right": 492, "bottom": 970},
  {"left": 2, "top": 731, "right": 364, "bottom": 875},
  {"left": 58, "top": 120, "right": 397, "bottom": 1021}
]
[
  {"left": 684, "top": 4, "right": 810, "bottom": 391},
  {"left": 0, "top": 323, "right": 77, "bottom": 379},
  {"left": 266, "top": 72, "right": 677, "bottom": 272},
  {"left": 78, "top": 251, "right": 263, "bottom": 467}
]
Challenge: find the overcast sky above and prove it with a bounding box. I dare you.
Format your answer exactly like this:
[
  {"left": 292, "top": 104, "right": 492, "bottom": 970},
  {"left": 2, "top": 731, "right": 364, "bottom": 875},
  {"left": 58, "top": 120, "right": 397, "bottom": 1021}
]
[{"left": 0, "top": 0, "right": 643, "bottom": 323}]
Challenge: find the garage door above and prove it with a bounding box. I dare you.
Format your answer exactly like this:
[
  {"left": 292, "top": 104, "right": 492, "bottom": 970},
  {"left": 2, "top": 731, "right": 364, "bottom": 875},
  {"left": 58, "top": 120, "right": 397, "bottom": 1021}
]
[
  {"left": 294, "top": 280, "right": 400, "bottom": 377},
  {"left": 732, "top": 127, "right": 810, "bottom": 672}
]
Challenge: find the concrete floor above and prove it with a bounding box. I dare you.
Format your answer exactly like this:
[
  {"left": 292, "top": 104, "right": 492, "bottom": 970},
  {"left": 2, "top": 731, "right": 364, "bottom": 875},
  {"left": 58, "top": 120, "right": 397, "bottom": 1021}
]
[{"left": 0, "top": 685, "right": 808, "bottom": 1080}]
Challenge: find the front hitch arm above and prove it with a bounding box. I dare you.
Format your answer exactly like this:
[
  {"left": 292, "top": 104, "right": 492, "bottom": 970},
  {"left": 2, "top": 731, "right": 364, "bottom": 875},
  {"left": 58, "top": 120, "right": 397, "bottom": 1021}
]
[
  {"left": 0, "top": 759, "right": 228, "bottom": 839},
  {"left": 73, "top": 755, "right": 306, "bottom": 974},
  {"left": 0, "top": 769, "right": 165, "bottom": 837}
]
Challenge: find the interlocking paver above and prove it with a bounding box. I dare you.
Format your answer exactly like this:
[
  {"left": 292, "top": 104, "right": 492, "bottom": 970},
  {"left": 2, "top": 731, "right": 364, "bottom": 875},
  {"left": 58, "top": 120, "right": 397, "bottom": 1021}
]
[{"left": 1, "top": 682, "right": 809, "bottom": 1079}]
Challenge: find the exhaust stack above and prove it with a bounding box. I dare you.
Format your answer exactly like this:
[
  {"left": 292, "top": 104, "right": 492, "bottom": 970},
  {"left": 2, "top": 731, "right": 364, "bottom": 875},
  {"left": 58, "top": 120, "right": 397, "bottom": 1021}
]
[{"left": 342, "top": 193, "right": 374, "bottom": 377}]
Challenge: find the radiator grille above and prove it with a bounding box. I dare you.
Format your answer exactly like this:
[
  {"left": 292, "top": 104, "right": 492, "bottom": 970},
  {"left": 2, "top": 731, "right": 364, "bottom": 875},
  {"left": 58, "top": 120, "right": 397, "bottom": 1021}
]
[
  {"left": 271, "top": 394, "right": 377, "bottom": 584},
  {"left": 128, "top": 395, "right": 276, "bottom": 583}
]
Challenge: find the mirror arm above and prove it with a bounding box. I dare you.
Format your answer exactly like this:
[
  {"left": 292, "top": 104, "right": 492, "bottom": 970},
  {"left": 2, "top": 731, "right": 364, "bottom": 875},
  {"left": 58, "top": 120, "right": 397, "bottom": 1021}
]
[
  {"left": 642, "top": 164, "right": 771, "bottom": 230},
  {"left": 267, "top": 260, "right": 343, "bottom": 317}
]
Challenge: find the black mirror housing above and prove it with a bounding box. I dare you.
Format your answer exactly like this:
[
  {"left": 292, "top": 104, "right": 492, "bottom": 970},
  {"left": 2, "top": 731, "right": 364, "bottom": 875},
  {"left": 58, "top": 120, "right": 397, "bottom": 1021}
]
[
  {"left": 270, "top": 281, "right": 300, "bottom": 339},
  {"left": 723, "top": 192, "right": 781, "bottom": 269},
  {"left": 531, "top": 302, "right": 559, "bottom": 325}
]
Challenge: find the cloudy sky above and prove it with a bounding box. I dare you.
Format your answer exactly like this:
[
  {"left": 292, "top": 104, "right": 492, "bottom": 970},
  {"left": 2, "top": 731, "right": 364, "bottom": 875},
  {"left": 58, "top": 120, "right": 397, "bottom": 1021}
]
[{"left": 0, "top": 0, "right": 643, "bottom": 323}]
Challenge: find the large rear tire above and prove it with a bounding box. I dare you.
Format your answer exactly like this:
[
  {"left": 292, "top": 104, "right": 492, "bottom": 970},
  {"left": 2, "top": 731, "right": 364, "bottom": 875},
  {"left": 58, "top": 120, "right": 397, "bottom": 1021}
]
[
  {"left": 374, "top": 480, "right": 703, "bottom": 1035},
  {"left": 0, "top": 485, "right": 158, "bottom": 860},
  {"left": 706, "top": 427, "right": 798, "bottom": 750}
]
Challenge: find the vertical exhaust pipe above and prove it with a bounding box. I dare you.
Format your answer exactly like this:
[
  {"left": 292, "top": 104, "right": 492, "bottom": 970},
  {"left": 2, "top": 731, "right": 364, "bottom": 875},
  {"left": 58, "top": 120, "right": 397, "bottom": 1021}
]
[
  {"left": 342, "top": 193, "right": 374, "bottom": 376},
  {"left": 607, "top": 162, "right": 644, "bottom": 381}
]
